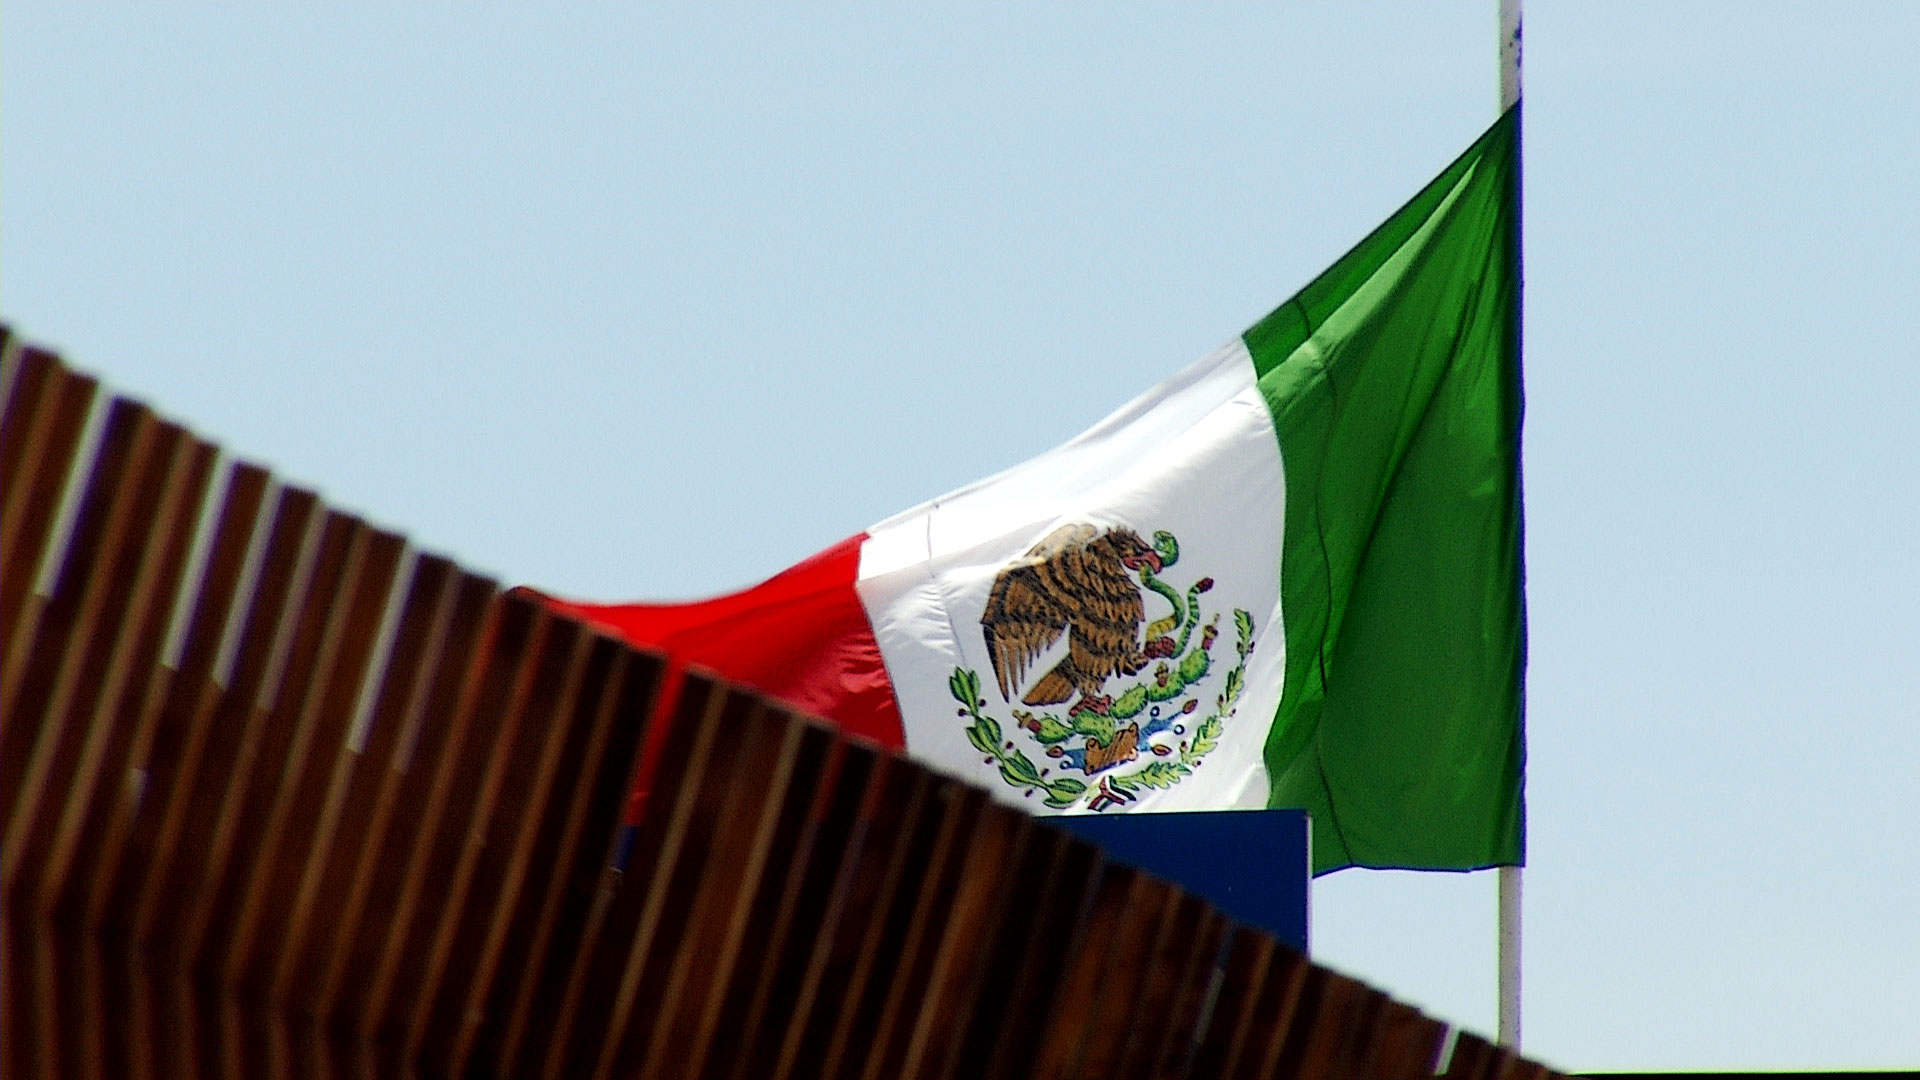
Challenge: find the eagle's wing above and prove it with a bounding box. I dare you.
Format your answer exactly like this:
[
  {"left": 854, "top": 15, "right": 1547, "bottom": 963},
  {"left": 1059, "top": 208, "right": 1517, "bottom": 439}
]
[
  {"left": 979, "top": 525, "right": 1093, "bottom": 701},
  {"left": 981, "top": 563, "right": 1069, "bottom": 703}
]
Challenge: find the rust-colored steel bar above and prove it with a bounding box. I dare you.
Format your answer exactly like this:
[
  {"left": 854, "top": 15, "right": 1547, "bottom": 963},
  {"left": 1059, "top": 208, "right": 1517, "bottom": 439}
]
[
  {"left": 190, "top": 513, "right": 382, "bottom": 973},
  {"left": 892, "top": 805, "right": 1032, "bottom": 1080},
  {"left": 358, "top": 593, "right": 546, "bottom": 1042},
  {"left": 1283, "top": 967, "right": 1384, "bottom": 1080},
  {"left": 407, "top": 616, "right": 594, "bottom": 1067},
  {"left": 0, "top": 348, "right": 66, "bottom": 693},
  {"left": 588, "top": 698, "right": 809, "bottom": 1080},
  {"left": 0, "top": 356, "right": 99, "bottom": 689},
  {"left": 1235, "top": 944, "right": 1313, "bottom": 1080},
  {"left": 706, "top": 740, "right": 879, "bottom": 1080},
  {"left": 1107, "top": 892, "right": 1212, "bottom": 1080},
  {"left": 860, "top": 788, "right": 1013, "bottom": 1080},
  {"left": 1374, "top": 1000, "right": 1449, "bottom": 1080},
  {"left": 1027, "top": 863, "right": 1151, "bottom": 1080},
  {"left": 963, "top": 829, "right": 1105, "bottom": 1080},
  {"left": 529, "top": 672, "right": 743, "bottom": 1080},
  {"left": 270, "top": 552, "right": 453, "bottom": 1003},
  {"left": 222, "top": 527, "right": 405, "bottom": 992},
  {"left": 767, "top": 760, "right": 935, "bottom": 1080},
  {"left": 627, "top": 713, "right": 832, "bottom": 1080},
  {"left": 1069, "top": 873, "right": 1182, "bottom": 1080},
  {"left": 1446, "top": 1031, "right": 1508, "bottom": 1080},
  {"left": 13, "top": 421, "right": 209, "bottom": 915},
  {"left": 845, "top": 779, "right": 993, "bottom": 1080},
  {"left": 0, "top": 338, "right": 50, "bottom": 498},
  {"left": 2, "top": 917, "right": 51, "bottom": 1080},
  {"left": 275, "top": 555, "right": 463, "bottom": 1008},
  {"left": 806, "top": 771, "right": 977, "bottom": 1080},
  {"left": 177, "top": 501, "right": 356, "bottom": 966},
  {"left": 132, "top": 482, "right": 323, "bottom": 951},
  {"left": 941, "top": 820, "right": 1083, "bottom": 1080},
  {"left": 2, "top": 399, "right": 160, "bottom": 895},
  {"left": 45, "top": 438, "right": 217, "bottom": 923},
  {"left": 92, "top": 461, "right": 271, "bottom": 934},
  {"left": 474, "top": 642, "right": 659, "bottom": 1076},
  {"left": 1187, "top": 925, "right": 1278, "bottom": 1080},
  {"left": 316, "top": 573, "right": 499, "bottom": 1026},
  {"left": 1148, "top": 908, "right": 1235, "bottom": 1080},
  {"left": 751, "top": 752, "right": 924, "bottom": 1080}
]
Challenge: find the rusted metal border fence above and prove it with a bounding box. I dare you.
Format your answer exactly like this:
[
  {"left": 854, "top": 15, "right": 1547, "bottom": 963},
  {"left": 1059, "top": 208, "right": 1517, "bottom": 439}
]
[{"left": 0, "top": 330, "right": 1568, "bottom": 1079}]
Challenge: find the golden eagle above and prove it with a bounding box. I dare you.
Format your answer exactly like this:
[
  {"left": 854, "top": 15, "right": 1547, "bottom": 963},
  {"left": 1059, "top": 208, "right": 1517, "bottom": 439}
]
[{"left": 980, "top": 524, "right": 1176, "bottom": 713}]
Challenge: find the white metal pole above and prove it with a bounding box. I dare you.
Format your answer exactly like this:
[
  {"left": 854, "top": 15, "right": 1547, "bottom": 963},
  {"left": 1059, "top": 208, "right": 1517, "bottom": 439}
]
[
  {"left": 1500, "top": 0, "right": 1523, "bottom": 109},
  {"left": 1497, "top": 0, "right": 1524, "bottom": 1052},
  {"left": 1498, "top": 864, "right": 1522, "bottom": 1046}
]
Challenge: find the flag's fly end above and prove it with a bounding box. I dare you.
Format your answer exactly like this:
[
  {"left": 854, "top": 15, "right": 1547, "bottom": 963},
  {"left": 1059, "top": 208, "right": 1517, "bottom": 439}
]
[{"left": 1244, "top": 109, "right": 1524, "bottom": 874}]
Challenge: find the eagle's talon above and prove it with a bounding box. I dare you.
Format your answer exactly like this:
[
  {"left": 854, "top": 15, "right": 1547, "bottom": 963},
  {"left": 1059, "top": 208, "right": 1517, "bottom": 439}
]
[{"left": 1069, "top": 694, "right": 1113, "bottom": 718}]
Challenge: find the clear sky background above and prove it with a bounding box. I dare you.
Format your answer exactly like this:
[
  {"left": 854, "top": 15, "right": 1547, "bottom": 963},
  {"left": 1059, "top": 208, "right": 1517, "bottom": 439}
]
[{"left": 5, "top": 4, "right": 1916, "bottom": 1070}]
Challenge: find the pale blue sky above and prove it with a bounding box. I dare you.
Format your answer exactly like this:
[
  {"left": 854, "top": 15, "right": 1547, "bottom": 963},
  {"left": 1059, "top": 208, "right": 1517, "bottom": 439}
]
[{"left": 5, "top": 5, "right": 1916, "bottom": 1070}]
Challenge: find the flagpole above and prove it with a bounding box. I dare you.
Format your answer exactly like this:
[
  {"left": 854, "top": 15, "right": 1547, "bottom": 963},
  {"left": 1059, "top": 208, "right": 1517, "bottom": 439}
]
[{"left": 1497, "top": 0, "right": 1524, "bottom": 1052}]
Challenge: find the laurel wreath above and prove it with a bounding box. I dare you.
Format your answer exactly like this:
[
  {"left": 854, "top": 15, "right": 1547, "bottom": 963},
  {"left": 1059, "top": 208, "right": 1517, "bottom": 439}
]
[
  {"left": 953, "top": 667, "right": 1089, "bottom": 808},
  {"left": 950, "top": 607, "right": 1255, "bottom": 811}
]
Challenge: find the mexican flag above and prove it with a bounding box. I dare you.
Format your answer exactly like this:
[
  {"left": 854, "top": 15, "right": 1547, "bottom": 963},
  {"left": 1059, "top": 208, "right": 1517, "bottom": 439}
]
[{"left": 548, "top": 109, "right": 1523, "bottom": 874}]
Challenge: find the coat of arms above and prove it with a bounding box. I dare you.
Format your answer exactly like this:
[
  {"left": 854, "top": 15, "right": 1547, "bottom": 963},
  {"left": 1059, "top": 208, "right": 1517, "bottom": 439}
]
[{"left": 950, "top": 523, "right": 1255, "bottom": 811}]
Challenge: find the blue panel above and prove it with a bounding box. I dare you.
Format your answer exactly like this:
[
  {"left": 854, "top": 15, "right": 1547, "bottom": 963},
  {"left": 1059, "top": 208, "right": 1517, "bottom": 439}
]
[{"left": 1050, "top": 808, "right": 1309, "bottom": 951}]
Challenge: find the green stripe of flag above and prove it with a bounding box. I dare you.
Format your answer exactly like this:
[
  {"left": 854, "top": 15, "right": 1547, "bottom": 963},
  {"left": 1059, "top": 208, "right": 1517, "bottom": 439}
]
[{"left": 1247, "top": 108, "right": 1524, "bottom": 874}]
